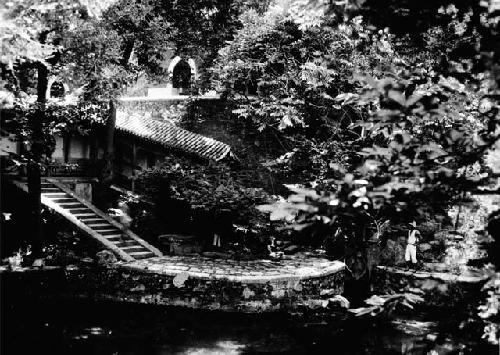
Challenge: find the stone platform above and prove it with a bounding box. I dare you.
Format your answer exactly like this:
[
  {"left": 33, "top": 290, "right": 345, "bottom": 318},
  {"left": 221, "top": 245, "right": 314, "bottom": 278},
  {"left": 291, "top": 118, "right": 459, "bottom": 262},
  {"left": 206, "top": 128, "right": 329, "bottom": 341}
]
[
  {"left": 66, "top": 256, "right": 346, "bottom": 313},
  {"left": 123, "top": 255, "right": 345, "bottom": 283}
]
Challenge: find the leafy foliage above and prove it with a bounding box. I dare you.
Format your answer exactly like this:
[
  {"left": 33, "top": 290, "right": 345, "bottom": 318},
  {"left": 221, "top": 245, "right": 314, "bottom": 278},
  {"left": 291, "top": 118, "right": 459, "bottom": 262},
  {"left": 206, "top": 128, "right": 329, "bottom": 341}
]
[
  {"left": 478, "top": 270, "right": 500, "bottom": 345},
  {"left": 58, "top": 18, "right": 137, "bottom": 103},
  {"left": 212, "top": 11, "right": 394, "bottom": 134},
  {"left": 0, "top": 0, "right": 114, "bottom": 70},
  {"left": 247, "top": 2, "right": 497, "bottom": 250},
  {"left": 134, "top": 157, "right": 280, "bottom": 246},
  {"left": 349, "top": 291, "right": 425, "bottom": 318}
]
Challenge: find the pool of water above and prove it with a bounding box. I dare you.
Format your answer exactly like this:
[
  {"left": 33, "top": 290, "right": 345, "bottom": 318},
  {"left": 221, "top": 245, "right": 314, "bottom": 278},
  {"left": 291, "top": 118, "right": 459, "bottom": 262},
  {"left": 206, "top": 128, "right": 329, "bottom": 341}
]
[{"left": 2, "top": 297, "right": 497, "bottom": 355}]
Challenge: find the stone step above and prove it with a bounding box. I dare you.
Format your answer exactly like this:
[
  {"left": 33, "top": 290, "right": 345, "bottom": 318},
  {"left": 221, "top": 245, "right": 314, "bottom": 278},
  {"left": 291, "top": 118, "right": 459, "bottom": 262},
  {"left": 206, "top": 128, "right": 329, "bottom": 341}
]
[
  {"left": 74, "top": 213, "right": 98, "bottom": 219},
  {"left": 83, "top": 219, "right": 109, "bottom": 225},
  {"left": 106, "top": 236, "right": 127, "bottom": 242},
  {"left": 42, "top": 193, "right": 68, "bottom": 198},
  {"left": 90, "top": 224, "right": 115, "bottom": 229},
  {"left": 88, "top": 223, "right": 114, "bottom": 229},
  {"left": 99, "top": 230, "right": 123, "bottom": 236},
  {"left": 68, "top": 208, "right": 94, "bottom": 214},
  {"left": 129, "top": 251, "right": 155, "bottom": 259},
  {"left": 115, "top": 240, "right": 140, "bottom": 248},
  {"left": 122, "top": 246, "right": 150, "bottom": 253},
  {"left": 60, "top": 203, "right": 87, "bottom": 209},
  {"left": 96, "top": 228, "right": 122, "bottom": 234},
  {"left": 41, "top": 187, "right": 61, "bottom": 193},
  {"left": 52, "top": 198, "right": 78, "bottom": 203}
]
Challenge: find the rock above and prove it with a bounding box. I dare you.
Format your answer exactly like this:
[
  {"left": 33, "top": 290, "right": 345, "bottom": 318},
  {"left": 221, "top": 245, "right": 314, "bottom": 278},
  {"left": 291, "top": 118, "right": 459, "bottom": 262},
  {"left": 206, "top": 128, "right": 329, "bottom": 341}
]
[
  {"left": 426, "top": 334, "right": 438, "bottom": 342},
  {"left": 95, "top": 250, "right": 117, "bottom": 266},
  {"left": 32, "top": 258, "right": 45, "bottom": 268},
  {"left": 302, "top": 299, "right": 329, "bottom": 309},
  {"left": 283, "top": 245, "right": 301, "bottom": 254},
  {"left": 271, "top": 289, "right": 285, "bottom": 298},
  {"left": 269, "top": 252, "right": 284, "bottom": 260},
  {"left": 8, "top": 254, "right": 22, "bottom": 270},
  {"left": 419, "top": 243, "right": 432, "bottom": 252},
  {"left": 328, "top": 295, "right": 350, "bottom": 309},
  {"left": 173, "top": 272, "right": 189, "bottom": 288},
  {"left": 287, "top": 279, "right": 302, "bottom": 291},
  {"left": 242, "top": 287, "right": 255, "bottom": 299},
  {"left": 319, "top": 288, "right": 337, "bottom": 297},
  {"left": 130, "top": 284, "right": 145, "bottom": 292}
]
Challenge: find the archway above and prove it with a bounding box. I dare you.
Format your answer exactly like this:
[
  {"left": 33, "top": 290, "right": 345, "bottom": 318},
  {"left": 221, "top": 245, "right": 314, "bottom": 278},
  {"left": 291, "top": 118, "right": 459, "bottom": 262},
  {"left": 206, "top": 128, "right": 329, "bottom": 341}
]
[
  {"left": 167, "top": 56, "right": 197, "bottom": 95},
  {"left": 50, "top": 81, "right": 66, "bottom": 98},
  {"left": 172, "top": 59, "right": 192, "bottom": 93},
  {"left": 46, "top": 77, "right": 69, "bottom": 99}
]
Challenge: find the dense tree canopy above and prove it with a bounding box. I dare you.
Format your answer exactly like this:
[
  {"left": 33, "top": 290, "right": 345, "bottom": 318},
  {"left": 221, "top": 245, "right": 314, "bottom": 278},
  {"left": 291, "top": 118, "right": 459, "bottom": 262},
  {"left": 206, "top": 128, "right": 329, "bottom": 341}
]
[{"left": 210, "top": 1, "right": 498, "bottom": 241}]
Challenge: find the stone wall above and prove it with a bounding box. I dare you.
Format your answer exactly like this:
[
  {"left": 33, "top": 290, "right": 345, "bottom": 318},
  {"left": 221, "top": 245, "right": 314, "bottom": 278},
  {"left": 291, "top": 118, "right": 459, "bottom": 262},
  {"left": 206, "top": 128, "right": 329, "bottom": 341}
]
[
  {"left": 64, "top": 262, "right": 345, "bottom": 313},
  {"left": 117, "top": 98, "right": 190, "bottom": 123},
  {"left": 372, "top": 266, "right": 487, "bottom": 308}
]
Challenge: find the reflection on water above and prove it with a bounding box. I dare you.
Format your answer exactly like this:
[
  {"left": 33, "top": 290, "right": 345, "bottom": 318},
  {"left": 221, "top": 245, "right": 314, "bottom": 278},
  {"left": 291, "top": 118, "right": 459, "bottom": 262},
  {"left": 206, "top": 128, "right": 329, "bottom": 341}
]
[
  {"left": 181, "top": 341, "right": 245, "bottom": 355},
  {"left": 1, "top": 298, "right": 496, "bottom": 355}
]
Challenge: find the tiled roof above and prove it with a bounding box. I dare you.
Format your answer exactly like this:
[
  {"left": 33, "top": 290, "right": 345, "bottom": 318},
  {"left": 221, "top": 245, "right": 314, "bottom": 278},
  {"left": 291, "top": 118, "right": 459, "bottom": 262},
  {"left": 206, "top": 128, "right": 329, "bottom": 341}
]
[{"left": 116, "top": 112, "right": 232, "bottom": 161}]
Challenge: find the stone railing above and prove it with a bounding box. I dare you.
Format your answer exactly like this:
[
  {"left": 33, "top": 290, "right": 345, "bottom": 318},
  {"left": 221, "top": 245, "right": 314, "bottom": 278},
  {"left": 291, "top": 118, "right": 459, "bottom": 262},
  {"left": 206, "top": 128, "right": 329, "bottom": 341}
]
[{"left": 43, "top": 161, "right": 93, "bottom": 177}]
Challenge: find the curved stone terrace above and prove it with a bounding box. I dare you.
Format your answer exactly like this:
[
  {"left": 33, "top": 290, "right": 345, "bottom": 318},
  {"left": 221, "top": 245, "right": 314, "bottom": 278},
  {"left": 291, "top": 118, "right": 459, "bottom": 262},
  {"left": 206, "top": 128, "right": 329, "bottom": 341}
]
[
  {"left": 121, "top": 255, "right": 345, "bottom": 284},
  {"left": 67, "top": 256, "right": 346, "bottom": 312}
]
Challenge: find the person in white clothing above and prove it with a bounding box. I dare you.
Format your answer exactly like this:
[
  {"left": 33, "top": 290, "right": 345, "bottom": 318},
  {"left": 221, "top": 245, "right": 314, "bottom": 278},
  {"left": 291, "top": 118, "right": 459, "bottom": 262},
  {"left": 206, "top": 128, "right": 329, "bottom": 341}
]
[{"left": 405, "top": 221, "right": 420, "bottom": 269}]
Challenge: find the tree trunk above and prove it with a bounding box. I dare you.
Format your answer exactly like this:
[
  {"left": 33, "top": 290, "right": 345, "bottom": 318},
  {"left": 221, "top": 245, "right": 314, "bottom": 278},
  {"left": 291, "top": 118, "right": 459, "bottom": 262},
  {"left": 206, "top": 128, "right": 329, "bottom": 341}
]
[
  {"left": 27, "top": 63, "right": 48, "bottom": 256},
  {"left": 27, "top": 160, "right": 42, "bottom": 254}
]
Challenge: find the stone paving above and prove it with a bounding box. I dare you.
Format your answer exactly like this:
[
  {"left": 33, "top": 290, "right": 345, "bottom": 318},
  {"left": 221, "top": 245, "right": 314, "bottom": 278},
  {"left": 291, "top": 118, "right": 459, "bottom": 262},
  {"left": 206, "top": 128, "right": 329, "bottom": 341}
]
[{"left": 121, "top": 255, "right": 345, "bottom": 284}]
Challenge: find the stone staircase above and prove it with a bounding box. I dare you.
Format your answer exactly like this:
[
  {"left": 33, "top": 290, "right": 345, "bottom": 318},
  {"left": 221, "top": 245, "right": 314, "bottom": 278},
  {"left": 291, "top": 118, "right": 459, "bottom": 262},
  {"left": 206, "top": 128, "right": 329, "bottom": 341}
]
[{"left": 12, "top": 179, "right": 162, "bottom": 262}]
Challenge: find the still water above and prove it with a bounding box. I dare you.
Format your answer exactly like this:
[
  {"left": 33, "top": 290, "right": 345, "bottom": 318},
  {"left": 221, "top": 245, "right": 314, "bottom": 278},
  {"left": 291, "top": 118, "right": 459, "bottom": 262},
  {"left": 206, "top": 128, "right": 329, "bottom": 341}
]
[{"left": 1, "top": 298, "right": 496, "bottom": 354}]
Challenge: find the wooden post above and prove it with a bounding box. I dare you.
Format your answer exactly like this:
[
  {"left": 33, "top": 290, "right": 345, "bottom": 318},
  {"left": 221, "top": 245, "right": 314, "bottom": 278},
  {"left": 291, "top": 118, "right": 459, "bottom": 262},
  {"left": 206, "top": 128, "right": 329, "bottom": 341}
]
[
  {"left": 89, "top": 134, "right": 98, "bottom": 176},
  {"left": 131, "top": 142, "right": 137, "bottom": 192},
  {"left": 63, "top": 135, "right": 70, "bottom": 163}
]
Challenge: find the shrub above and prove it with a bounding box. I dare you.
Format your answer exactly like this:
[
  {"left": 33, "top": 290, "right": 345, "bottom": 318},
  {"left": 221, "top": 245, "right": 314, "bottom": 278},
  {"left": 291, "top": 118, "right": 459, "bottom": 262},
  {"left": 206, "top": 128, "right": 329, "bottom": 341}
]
[{"left": 132, "top": 157, "right": 281, "bottom": 252}]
